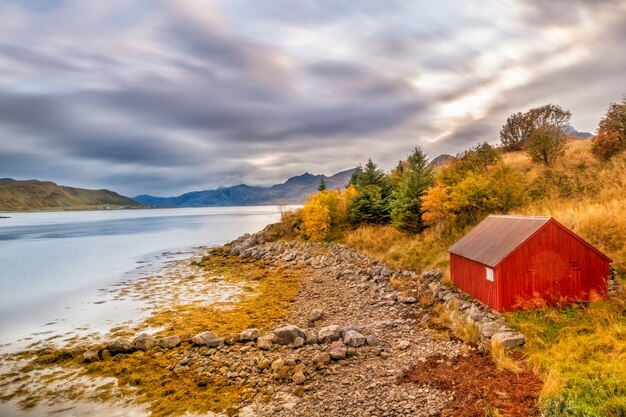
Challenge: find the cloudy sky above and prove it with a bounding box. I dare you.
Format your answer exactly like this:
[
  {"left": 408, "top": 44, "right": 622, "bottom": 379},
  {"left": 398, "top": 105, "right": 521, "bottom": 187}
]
[{"left": 1, "top": 0, "right": 624, "bottom": 196}]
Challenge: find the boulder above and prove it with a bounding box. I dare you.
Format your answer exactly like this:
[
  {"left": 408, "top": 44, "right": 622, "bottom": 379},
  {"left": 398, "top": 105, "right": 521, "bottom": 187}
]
[
  {"left": 480, "top": 321, "right": 503, "bottom": 339},
  {"left": 366, "top": 336, "right": 380, "bottom": 347},
  {"left": 133, "top": 334, "right": 156, "bottom": 351},
  {"left": 491, "top": 332, "right": 525, "bottom": 349},
  {"left": 343, "top": 330, "right": 366, "bottom": 347},
  {"left": 192, "top": 331, "right": 224, "bottom": 347},
  {"left": 240, "top": 328, "right": 259, "bottom": 342},
  {"left": 109, "top": 338, "right": 133, "bottom": 354},
  {"left": 340, "top": 325, "right": 362, "bottom": 338},
  {"left": 257, "top": 334, "right": 273, "bottom": 350},
  {"left": 318, "top": 325, "right": 341, "bottom": 344},
  {"left": 273, "top": 325, "right": 306, "bottom": 345},
  {"left": 328, "top": 340, "right": 347, "bottom": 360},
  {"left": 304, "top": 329, "right": 318, "bottom": 345},
  {"left": 82, "top": 350, "right": 99, "bottom": 363},
  {"left": 158, "top": 336, "right": 181, "bottom": 349}
]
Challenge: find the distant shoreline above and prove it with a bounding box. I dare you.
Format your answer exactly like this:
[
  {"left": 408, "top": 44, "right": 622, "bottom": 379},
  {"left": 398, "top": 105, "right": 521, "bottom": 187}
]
[{"left": 0, "top": 204, "right": 302, "bottom": 214}]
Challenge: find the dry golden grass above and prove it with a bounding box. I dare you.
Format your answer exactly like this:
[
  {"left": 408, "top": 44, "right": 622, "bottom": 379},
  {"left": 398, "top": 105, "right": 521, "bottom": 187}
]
[
  {"left": 490, "top": 341, "right": 523, "bottom": 374},
  {"left": 433, "top": 301, "right": 481, "bottom": 345},
  {"left": 343, "top": 225, "right": 452, "bottom": 271},
  {"left": 515, "top": 145, "right": 626, "bottom": 269}
]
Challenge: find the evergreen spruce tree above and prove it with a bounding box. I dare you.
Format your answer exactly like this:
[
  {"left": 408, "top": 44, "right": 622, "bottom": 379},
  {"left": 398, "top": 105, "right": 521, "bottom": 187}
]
[
  {"left": 389, "top": 147, "right": 434, "bottom": 233},
  {"left": 317, "top": 178, "right": 327, "bottom": 191},
  {"left": 348, "top": 159, "right": 392, "bottom": 225}
]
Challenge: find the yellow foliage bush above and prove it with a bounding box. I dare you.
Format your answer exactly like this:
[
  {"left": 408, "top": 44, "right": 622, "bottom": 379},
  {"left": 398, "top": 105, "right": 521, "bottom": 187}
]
[
  {"left": 301, "top": 194, "right": 331, "bottom": 241},
  {"left": 301, "top": 187, "right": 357, "bottom": 241}
]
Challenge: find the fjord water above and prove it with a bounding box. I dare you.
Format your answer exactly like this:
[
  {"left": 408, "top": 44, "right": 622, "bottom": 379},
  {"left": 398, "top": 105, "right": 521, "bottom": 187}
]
[{"left": 0, "top": 207, "right": 282, "bottom": 350}]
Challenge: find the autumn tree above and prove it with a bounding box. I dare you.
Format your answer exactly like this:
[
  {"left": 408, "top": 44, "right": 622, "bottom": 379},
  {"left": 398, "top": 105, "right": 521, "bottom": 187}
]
[
  {"left": 591, "top": 98, "right": 626, "bottom": 160},
  {"left": 500, "top": 112, "right": 534, "bottom": 151},
  {"left": 389, "top": 147, "right": 434, "bottom": 232},
  {"left": 526, "top": 124, "right": 567, "bottom": 167},
  {"left": 500, "top": 104, "right": 571, "bottom": 156},
  {"left": 301, "top": 186, "right": 357, "bottom": 241},
  {"left": 439, "top": 142, "right": 501, "bottom": 186},
  {"left": 301, "top": 194, "right": 331, "bottom": 241}
]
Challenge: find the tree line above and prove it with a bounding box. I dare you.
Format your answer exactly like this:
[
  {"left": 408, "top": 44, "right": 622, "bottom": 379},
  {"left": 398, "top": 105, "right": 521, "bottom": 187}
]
[{"left": 295, "top": 97, "right": 625, "bottom": 241}]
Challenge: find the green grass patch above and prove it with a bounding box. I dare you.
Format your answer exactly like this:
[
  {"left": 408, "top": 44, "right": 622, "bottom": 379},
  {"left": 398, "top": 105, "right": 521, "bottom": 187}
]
[{"left": 507, "top": 298, "right": 626, "bottom": 417}]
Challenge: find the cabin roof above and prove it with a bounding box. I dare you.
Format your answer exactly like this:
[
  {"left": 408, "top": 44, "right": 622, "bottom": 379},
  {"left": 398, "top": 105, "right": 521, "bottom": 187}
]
[{"left": 448, "top": 215, "right": 551, "bottom": 267}]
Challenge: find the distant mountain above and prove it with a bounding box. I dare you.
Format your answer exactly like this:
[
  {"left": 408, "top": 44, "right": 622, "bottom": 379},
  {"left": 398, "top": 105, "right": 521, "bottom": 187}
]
[
  {"left": 564, "top": 125, "right": 593, "bottom": 139},
  {"left": 0, "top": 179, "right": 139, "bottom": 211},
  {"left": 134, "top": 169, "right": 356, "bottom": 207},
  {"left": 429, "top": 154, "right": 455, "bottom": 169}
]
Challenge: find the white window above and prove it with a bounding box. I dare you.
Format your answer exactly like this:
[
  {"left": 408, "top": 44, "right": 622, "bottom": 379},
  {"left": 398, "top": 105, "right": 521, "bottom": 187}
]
[{"left": 486, "top": 267, "right": 494, "bottom": 282}]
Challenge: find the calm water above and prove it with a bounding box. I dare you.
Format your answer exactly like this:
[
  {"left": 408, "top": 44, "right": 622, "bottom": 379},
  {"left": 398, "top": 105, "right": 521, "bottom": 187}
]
[{"left": 0, "top": 207, "right": 282, "bottom": 350}]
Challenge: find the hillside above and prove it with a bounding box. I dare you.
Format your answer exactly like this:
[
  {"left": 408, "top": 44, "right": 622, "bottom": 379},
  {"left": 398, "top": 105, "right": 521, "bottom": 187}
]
[
  {"left": 0, "top": 179, "right": 139, "bottom": 211},
  {"left": 310, "top": 139, "right": 626, "bottom": 417},
  {"left": 134, "top": 168, "right": 356, "bottom": 207}
]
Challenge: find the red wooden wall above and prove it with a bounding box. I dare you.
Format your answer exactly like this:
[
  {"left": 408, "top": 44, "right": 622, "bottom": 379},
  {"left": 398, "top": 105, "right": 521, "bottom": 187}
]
[
  {"left": 498, "top": 221, "right": 609, "bottom": 311},
  {"left": 450, "top": 219, "right": 610, "bottom": 312},
  {"left": 450, "top": 254, "right": 501, "bottom": 311}
]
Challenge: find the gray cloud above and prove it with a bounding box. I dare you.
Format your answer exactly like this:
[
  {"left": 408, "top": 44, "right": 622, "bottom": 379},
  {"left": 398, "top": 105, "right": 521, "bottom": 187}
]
[{"left": 0, "top": 0, "right": 624, "bottom": 196}]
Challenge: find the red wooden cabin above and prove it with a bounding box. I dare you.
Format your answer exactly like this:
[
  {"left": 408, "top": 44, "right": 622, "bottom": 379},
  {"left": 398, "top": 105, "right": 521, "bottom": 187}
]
[{"left": 448, "top": 215, "right": 611, "bottom": 311}]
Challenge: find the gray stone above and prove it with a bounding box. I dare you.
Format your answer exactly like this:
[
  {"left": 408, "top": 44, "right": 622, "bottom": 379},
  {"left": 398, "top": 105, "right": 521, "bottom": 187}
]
[
  {"left": 328, "top": 340, "right": 347, "bottom": 360},
  {"left": 304, "top": 329, "right": 318, "bottom": 345},
  {"left": 273, "top": 325, "right": 306, "bottom": 345},
  {"left": 343, "top": 330, "right": 366, "bottom": 347},
  {"left": 133, "top": 334, "right": 156, "bottom": 351},
  {"left": 318, "top": 324, "right": 341, "bottom": 344},
  {"left": 82, "top": 350, "right": 99, "bottom": 363},
  {"left": 491, "top": 332, "right": 525, "bottom": 349},
  {"left": 480, "top": 321, "right": 503, "bottom": 338},
  {"left": 366, "top": 336, "right": 380, "bottom": 346},
  {"left": 422, "top": 269, "right": 443, "bottom": 282},
  {"left": 398, "top": 296, "right": 418, "bottom": 304},
  {"left": 240, "top": 328, "right": 259, "bottom": 342},
  {"left": 158, "top": 336, "right": 181, "bottom": 349},
  {"left": 340, "top": 325, "right": 363, "bottom": 338},
  {"left": 257, "top": 334, "right": 273, "bottom": 350},
  {"left": 192, "top": 331, "right": 223, "bottom": 347},
  {"left": 310, "top": 309, "right": 324, "bottom": 322},
  {"left": 109, "top": 338, "right": 133, "bottom": 354},
  {"left": 293, "top": 337, "right": 304, "bottom": 348}
]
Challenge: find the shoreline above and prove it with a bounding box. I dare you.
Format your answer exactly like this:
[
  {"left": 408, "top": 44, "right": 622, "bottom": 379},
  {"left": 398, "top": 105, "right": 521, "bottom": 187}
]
[{"left": 0, "top": 228, "right": 541, "bottom": 417}]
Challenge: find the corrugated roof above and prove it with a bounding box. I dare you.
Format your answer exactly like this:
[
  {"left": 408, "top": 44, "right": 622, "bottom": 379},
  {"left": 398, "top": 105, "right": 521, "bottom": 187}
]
[{"left": 448, "top": 215, "right": 551, "bottom": 267}]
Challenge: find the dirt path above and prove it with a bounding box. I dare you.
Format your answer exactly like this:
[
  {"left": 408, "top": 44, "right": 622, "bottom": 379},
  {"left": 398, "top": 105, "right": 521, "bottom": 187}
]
[{"left": 227, "top": 236, "right": 542, "bottom": 417}]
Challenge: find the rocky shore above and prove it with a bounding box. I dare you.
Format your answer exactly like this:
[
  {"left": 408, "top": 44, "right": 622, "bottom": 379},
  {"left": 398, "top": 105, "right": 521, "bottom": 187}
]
[{"left": 1, "top": 230, "right": 540, "bottom": 417}]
